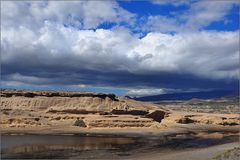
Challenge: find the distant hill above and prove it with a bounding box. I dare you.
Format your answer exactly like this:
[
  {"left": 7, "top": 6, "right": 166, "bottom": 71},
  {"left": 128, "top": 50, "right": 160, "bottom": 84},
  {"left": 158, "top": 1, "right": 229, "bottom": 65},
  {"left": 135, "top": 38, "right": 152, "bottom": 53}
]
[{"left": 133, "top": 90, "right": 239, "bottom": 102}]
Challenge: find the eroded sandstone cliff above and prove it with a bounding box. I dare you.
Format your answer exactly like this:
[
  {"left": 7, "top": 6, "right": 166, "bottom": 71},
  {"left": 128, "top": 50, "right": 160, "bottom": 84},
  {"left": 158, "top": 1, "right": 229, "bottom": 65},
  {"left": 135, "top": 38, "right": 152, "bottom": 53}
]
[
  {"left": 0, "top": 89, "right": 239, "bottom": 131},
  {"left": 1, "top": 89, "right": 166, "bottom": 128}
]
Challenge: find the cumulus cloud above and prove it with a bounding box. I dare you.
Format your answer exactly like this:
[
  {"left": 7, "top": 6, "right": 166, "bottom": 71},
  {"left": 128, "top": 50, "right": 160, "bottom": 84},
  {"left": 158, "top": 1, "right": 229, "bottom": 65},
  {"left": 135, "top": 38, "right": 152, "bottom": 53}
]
[
  {"left": 2, "top": 24, "right": 238, "bottom": 83},
  {"left": 1, "top": 1, "right": 135, "bottom": 29},
  {"left": 1, "top": 1, "right": 239, "bottom": 93},
  {"left": 146, "top": 0, "right": 238, "bottom": 33}
]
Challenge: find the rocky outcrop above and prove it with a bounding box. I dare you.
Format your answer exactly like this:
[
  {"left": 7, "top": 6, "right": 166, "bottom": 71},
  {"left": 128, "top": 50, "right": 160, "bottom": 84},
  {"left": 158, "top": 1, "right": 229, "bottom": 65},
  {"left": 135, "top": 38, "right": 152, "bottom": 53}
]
[
  {"left": 174, "top": 114, "right": 240, "bottom": 126},
  {"left": 1, "top": 89, "right": 239, "bottom": 130},
  {"left": 1, "top": 89, "right": 158, "bottom": 113},
  {"left": 145, "top": 110, "right": 168, "bottom": 122},
  {"left": 85, "top": 117, "right": 155, "bottom": 128},
  {"left": 0, "top": 89, "right": 163, "bottom": 129},
  {"left": 0, "top": 117, "right": 42, "bottom": 128}
]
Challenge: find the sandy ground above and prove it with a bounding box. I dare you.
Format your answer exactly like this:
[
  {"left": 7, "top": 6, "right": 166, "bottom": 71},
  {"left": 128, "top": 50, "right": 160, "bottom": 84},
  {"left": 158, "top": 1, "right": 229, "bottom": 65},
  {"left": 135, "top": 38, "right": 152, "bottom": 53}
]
[{"left": 126, "top": 142, "right": 239, "bottom": 160}]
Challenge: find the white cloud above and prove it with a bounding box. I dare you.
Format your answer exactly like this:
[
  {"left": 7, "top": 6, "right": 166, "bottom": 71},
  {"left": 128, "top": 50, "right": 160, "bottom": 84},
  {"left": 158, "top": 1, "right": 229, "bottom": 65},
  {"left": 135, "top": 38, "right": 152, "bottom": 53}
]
[
  {"left": 1, "top": 1, "right": 239, "bottom": 89},
  {"left": 1, "top": 1, "right": 135, "bottom": 29},
  {"left": 183, "top": 1, "right": 238, "bottom": 30},
  {"left": 152, "top": 0, "right": 190, "bottom": 6},
  {"left": 2, "top": 22, "right": 239, "bottom": 81},
  {"left": 147, "top": 0, "right": 238, "bottom": 33},
  {"left": 126, "top": 88, "right": 165, "bottom": 97},
  {"left": 143, "top": 16, "right": 181, "bottom": 33}
]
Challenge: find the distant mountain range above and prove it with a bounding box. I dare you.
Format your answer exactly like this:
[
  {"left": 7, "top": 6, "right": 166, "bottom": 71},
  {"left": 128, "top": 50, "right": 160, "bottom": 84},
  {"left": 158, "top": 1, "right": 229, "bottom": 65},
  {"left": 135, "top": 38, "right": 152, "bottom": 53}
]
[{"left": 132, "top": 90, "right": 239, "bottom": 102}]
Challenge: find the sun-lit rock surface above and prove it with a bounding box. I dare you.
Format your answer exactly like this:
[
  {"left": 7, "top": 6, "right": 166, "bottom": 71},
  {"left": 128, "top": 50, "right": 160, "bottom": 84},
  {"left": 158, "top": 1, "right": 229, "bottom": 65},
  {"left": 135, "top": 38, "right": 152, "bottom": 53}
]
[{"left": 0, "top": 89, "right": 239, "bottom": 132}]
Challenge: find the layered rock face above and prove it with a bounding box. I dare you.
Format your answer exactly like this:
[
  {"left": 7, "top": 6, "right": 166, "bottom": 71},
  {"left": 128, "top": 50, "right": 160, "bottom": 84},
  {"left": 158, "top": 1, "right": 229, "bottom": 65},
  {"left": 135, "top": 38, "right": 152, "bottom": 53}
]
[
  {"left": 1, "top": 89, "right": 239, "bottom": 130},
  {"left": 0, "top": 89, "right": 166, "bottom": 128},
  {"left": 1, "top": 89, "right": 157, "bottom": 111}
]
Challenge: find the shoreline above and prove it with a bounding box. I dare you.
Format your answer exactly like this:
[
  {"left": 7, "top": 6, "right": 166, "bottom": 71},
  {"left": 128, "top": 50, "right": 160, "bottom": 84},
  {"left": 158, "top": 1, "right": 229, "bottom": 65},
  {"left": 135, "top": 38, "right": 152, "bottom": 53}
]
[
  {"left": 2, "top": 129, "right": 239, "bottom": 160},
  {"left": 2, "top": 125, "right": 239, "bottom": 160},
  {"left": 1, "top": 124, "right": 239, "bottom": 137},
  {"left": 127, "top": 142, "right": 240, "bottom": 160}
]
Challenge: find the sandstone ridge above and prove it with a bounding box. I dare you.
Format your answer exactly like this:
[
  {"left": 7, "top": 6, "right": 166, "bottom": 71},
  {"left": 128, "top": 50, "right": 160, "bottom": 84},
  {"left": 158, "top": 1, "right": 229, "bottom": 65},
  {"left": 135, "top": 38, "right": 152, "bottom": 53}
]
[{"left": 1, "top": 89, "right": 239, "bottom": 131}]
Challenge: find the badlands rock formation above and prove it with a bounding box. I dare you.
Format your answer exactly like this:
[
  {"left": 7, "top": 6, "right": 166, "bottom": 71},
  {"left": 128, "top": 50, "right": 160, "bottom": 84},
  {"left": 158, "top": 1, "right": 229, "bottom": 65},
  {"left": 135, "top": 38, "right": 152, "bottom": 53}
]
[
  {"left": 0, "top": 89, "right": 239, "bottom": 132},
  {"left": 1, "top": 89, "right": 165, "bottom": 129}
]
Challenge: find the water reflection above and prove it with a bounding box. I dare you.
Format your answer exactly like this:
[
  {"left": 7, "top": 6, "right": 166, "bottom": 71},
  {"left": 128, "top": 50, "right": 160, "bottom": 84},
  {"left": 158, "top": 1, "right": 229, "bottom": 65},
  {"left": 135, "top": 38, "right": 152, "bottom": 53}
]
[
  {"left": 1, "top": 132, "right": 238, "bottom": 159},
  {"left": 2, "top": 135, "right": 136, "bottom": 154}
]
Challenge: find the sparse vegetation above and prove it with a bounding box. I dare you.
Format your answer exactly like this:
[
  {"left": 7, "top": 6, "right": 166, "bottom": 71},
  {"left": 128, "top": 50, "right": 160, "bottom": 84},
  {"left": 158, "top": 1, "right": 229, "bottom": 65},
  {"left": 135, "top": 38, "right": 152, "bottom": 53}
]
[
  {"left": 73, "top": 119, "right": 87, "bottom": 127},
  {"left": 212, "top": 147, "right": 240, "bottom": 160}
]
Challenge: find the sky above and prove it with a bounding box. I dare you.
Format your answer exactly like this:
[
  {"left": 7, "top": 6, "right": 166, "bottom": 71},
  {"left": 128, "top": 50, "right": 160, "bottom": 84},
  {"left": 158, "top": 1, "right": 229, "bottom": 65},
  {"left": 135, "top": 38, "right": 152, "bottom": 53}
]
[{"left": 1, "top": 0, "right": 239, "bottom": 97}]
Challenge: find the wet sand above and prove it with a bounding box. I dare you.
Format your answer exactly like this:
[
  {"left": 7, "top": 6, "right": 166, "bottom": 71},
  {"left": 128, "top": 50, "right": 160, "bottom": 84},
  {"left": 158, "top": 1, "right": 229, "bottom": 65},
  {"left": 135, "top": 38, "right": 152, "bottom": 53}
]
[{"left": 129, "top": 142, "right": 239, "bottom": 160}]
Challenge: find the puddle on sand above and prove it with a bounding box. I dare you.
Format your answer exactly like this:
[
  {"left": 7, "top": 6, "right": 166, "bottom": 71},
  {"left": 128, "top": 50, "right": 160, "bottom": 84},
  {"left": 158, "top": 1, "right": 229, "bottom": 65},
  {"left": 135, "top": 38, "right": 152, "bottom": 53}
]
[
  {"left": 1, "top": 132, "right": 239, "bottom": 159},
  {"left": 1, "top": 135, "right": 139, "bottom": 159}
]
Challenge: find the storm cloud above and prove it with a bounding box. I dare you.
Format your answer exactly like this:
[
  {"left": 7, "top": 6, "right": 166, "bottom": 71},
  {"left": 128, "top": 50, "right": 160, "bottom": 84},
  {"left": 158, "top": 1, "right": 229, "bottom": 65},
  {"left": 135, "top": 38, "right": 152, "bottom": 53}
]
[{"left": 1, "top": 1, "right": 239, "bottom": 95}]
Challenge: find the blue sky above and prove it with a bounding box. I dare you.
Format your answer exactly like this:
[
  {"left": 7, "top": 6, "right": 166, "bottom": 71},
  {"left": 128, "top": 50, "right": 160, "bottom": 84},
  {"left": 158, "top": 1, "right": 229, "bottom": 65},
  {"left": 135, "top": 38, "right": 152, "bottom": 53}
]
[
  {"left": 1, "top": 0, "right": 239, "bottom": 96},
  {"left": 203, "top": 5, "right": 239, "bottom": 31},
  {"left": 118, "top": 1, "right": 190, "bottom": 16}
]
